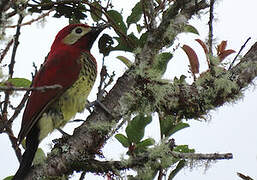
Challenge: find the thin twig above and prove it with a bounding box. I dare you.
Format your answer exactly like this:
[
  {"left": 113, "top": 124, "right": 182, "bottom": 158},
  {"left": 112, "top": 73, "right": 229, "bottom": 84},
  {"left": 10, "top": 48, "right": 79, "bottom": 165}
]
[
  {"left": 4, "top": 83, "right": 61, "bottom": 161},
  {"left": 5, "top": 1, "right": 27, "bottom": 19},
  {"left": 148, "top": 0, "right": 156, "bottom": 29},
  {"left": 155, "top": 0, "right": 167, "bottom": 14},
  {"left": 237, "top": 172, "right": 254, "bottom": 180},
  {"left": 157, "top": 169, "right": 164, "bottom": 180},
  {"left": 3, "top": 14, "right": 24, "bottom": 118},
  {"left": 170, "top": 151, "right": 233, "bottom": 160},
  {"left": 208, "top": 0, "right": 215, "bottom": 55},
  {"left": 102, "top": 72, "right": 115, "bottom": 92},
  {"left": 9, "top": 14, "right": 24, "bottom": 78},
  {"left": 97, "top": 65, "right": 108, "bottom": 100},
  {"left": 142, "top": 0, "right": 150, "bottom": 31},
  {"left": 6, "top": 125, "right": 22, "bottom": 162},
  {"left": 228, "top": 37, "right": 251, "bottom": 70},
  {"left": 79, "top": 172, "right": 86, "bottom": 180},
  {"left": 8, "top": 91, "right": 30, "bottom": 124},
  {"left": 27, "top": 0, "right": 135, "bottom": 49},
  {"left": 0, "top": 39, "right": 14, "bottom": 63},
  {"left": 5, "top": 9, "right": 53, "bottom": 28},
  {"left": 0, "top": 84, "right": 62, "bottom": 92},
  {"left": 105, "top": 0, "right": 111, "bottom": 10},
  {"left": 105, "top": 117, "right": 127, "bottom": 141}
]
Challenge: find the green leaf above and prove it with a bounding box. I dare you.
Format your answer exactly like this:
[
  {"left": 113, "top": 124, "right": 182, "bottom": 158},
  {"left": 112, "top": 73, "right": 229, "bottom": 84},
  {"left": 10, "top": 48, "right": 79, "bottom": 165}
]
[
  {"left": 139, "top": 31, "right": 148, "bottom": 47},
  {"left": 116, "top": 56, "right": 132, "bottom": 68},
  {"left": 55, "top": 5, "right": 73, "bottom": 18},
  {"left": 33, "top": 148, "right": 46, "bottom": 165},
  {"left": 173, "top": 75, "right": 187, "bottom": 84},
  {"left": 179, "top": 75, "right": 187, "bottom": 83},
  {"left": 98, "top": 33, "right": 114, "bottom": 56},
  {"left": 128, "top": 33, "right": 139, "bottom": 44},
  {"left": 40, "top": 0, "right": 53, "bottom": 10},
  {"left": 167, "top": 122, "right": 189, "bottom": 136},
  {"left": 153, "top": 52, "right": 173, "bottom": 75},
  {"left": 54, "top": 4, "right": 87, "bottom": 20},
  {"left": 107, "top": 10, "right": 127, "bottom": 34},
  {"left": 168, "top": 160, "right": 186, "bottom": 180},
  {"left": 0, "top": 78, "right": 31, "bottom": 87},
  {"left": 113, "top": 33, "right": 138, "bottom": 52},
  {"left": 173, "top": 145, "right": 195, "bottom": 153},
  {"left": 90, "top": 2, "right": 102, "bottom": 22},
  {"left": 160, "top": 115, "right": 189, "bottom": 137},
  {"left": 136, "top": 138, "right": 155, "bottom": 148},
  {"left": 28, "top": 7, "right": 42, "bottom": 13},
  {"left": 112, "top": 37, "right": 132, "bottom": 52},
  {"left": 126, "top": 2, "right": 143, "bottom": 27},
  {"left": 126, "top": 114, "right": 152, "bottom": 144},
  {"left": 160, "top": 115, "right": 176, "bottom": 137},
  {"left": 136, "top": 24, "right": 143, "bottom": 33},
  {"left": 115, "top": 134, "right": 130, "bottom": 147},
  {"left": 184, "top": 24, "right": 199, "bottom": 35},
  {"left": 3, "top": 176, "right": 13, "bottom": 180}
]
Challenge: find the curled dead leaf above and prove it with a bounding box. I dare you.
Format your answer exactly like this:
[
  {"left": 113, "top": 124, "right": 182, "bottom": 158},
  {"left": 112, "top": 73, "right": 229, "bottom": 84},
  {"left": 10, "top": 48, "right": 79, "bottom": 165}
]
[
  {"left": 219, "top": 49, "right": 236, "bottom": 61},
  {"left": 182, "top": 45, "right": 199, "bottom": 74},
  {"left": 195, "top": 39, "right": 208, "bottom": 55},
  {"left": 217, "top": 40, "right": 227, "bottom": 55}
]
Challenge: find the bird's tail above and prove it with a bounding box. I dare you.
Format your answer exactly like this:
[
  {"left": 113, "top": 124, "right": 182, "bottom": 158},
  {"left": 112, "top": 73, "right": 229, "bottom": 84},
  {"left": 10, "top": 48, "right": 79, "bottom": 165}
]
[{"left": 13, "top": 127, "right": 39, "bottom": 180}]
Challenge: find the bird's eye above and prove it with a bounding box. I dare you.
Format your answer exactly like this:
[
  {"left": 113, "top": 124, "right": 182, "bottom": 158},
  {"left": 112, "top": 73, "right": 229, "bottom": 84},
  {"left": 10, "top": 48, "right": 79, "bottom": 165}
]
[{"left": 75, "top": 28, "right": 83, "bottom": 34}]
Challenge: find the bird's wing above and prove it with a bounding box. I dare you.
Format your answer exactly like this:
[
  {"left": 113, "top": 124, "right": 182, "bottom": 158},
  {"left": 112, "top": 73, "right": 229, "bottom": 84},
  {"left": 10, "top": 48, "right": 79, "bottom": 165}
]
[{"left": 18, "top": 49, "right": 82, "bottom": 143}]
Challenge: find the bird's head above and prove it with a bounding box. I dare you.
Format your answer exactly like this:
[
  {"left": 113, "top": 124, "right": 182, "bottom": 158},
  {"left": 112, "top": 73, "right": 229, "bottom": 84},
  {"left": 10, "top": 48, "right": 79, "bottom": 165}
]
[{"left": 51, "top": 24, "right": 107, "bottom": 51}]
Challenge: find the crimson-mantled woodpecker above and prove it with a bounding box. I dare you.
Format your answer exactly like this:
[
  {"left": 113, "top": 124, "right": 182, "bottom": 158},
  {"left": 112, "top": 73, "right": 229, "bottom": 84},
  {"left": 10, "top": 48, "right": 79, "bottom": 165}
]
[{"left": 13, "top": 24, "right": 105, "bottom": 179}]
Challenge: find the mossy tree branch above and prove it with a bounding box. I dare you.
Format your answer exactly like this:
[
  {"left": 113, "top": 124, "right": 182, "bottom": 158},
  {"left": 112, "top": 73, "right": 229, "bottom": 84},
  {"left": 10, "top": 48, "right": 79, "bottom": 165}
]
[
  {"left": 159, "top": 42, "right": 257, "bottom": 119},
  {"left": 25, "top": 43, "right": 257, "bottom": 178}
]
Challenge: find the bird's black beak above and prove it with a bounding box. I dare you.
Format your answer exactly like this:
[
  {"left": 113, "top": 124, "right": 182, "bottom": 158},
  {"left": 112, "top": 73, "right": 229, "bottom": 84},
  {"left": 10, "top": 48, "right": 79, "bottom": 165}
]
[{"left": 87, "top": 23, "right": 109, "bottom": 49}]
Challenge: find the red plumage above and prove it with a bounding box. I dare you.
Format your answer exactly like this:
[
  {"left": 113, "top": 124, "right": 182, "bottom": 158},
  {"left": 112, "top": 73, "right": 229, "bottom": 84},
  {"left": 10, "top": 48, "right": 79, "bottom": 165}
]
[{"left": 14, "top": 24, "right": 105, "bottom": 180}]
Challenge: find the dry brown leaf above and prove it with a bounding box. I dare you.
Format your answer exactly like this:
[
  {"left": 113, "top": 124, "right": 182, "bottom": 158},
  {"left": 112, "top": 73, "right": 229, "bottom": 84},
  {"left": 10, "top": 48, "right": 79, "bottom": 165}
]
[
  {"left": 217, "top": 40, "right": 227, "bottom": 55},
  {"left": 182, "top": 45, "right": 199, "bottom": 74},
  {"left": 195, "top": 39, "right": 208, "bottom": 55},
  {"left": 219, "top": 49, "right": 236, "bottom": 61}
]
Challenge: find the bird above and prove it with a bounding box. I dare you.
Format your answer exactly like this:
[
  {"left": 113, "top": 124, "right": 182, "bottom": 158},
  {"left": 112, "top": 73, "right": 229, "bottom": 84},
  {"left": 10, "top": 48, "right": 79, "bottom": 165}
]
[{"left": 13, "top": 23, "right": 106, "bottom": 179}]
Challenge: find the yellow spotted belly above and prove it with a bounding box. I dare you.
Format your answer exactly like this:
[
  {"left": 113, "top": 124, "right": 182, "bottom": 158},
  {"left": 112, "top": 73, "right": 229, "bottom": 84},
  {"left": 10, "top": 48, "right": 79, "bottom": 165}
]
[{"left": 38, "top": 53, "right": 97, "bottom": 141}]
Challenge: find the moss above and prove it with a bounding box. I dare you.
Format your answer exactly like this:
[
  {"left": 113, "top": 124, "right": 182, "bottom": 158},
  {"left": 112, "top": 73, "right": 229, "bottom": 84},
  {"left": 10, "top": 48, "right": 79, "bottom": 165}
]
[
  {"left": 194, "top": 65, "right": 244, "bottom": 112},
  {"left": 134, "top": 61, "right": 149, "bottom": 77},
  {"left": 127, "top": 142, "right": 178, "bottom": 179},
  {"left": 185, "top": 158, "right": 215, "bottom": 174},
  {"left": 148, "top": 141, "right": 175, "bottom": 168},
  {"left": 131, "top": 166, "right": 157, "bottom": 180},
  {"left": 87, "top": 120, "right": 116, "bottom": 135},
  {"left": 49, "top": 147, "right": 61, "bottom": 157},
  {"left": 40, "top": 175, "right": 68, "bottom": 180},
  {"left": 118, "top": 90, "right": 136, "bottom": 114},
  {"left": 120, "top": 79, "right": 173, "bottom": 115},
  {"left": 213, "top": 74, "right": 238, "bottom": 95},
  {"left": 209, "top": 55, "right": 221, "bottom": 66},
  {"left": 163, "top": 15, "right": 186, "bottom": 47},
  {"left": 0, "top": 68, "right": 3, "bottom": 79}
]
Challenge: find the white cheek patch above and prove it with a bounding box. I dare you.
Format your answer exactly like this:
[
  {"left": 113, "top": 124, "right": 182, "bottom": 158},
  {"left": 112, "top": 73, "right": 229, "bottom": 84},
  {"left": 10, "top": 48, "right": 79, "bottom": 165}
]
[{"left": 62, "top": 26, "right": 91, "bottom": 45}]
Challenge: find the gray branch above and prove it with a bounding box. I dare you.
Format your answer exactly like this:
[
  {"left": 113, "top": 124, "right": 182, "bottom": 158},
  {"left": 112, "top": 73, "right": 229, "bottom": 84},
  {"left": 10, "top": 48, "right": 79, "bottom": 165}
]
[
  {"left": 0, "top": 84, "right": 62, "bottom": 92},
  {"left": 170, "top": 151, "right": 233, "bottom": 160}
]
